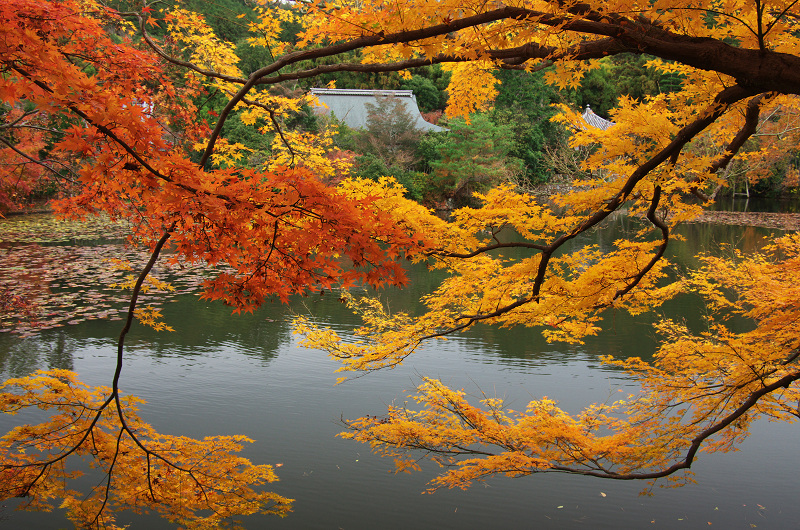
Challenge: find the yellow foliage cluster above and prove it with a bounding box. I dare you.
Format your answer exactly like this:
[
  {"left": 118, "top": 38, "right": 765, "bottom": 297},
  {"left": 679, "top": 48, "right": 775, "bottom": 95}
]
[
  {"left": 163, "top": 7, "right": 243, "bottom": 89},
  {"left": 442, "top": 62, "right": 500, "bottom": 118},
  {"left": 333, "top": 234, "right": 800, "bottom": 489},
  {"left": 247, "top": 2, "right": 298, "bottom": 57},
  {"left": 133, "top": 305, "right": 175, "bottom": 332},
  {"left": 299, "top": 183, "right": 680, "bottom": 373},
  {"left": 0, "top": 370, "right": 292, "bottom": 528},
  {"left": 285, "top": 0, "right": 800, "bottom": 485}
]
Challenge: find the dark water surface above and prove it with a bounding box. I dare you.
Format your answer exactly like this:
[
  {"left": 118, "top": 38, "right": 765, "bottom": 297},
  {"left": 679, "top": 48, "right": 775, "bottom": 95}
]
[{"left": 0, "top": 215, "right": 797, "bottom": 529}]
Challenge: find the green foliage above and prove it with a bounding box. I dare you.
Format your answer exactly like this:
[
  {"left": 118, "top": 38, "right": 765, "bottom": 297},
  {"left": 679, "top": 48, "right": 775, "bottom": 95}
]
[
  {"left": 566, "top": 54, "right": 686, "bottom": 116},
  {"left": 492, "top": 69, "right": 567, "bottom": 184},
  {"left": 566, "top": 65, "right": 618, "bottom": 117},
  {"left": 236, "top": 41, "right": 278, "bottom": 77},
  {"left": 179, "top": 0, "right": 256, "bottom": 43},
  {"left": 605, "top": 54, "right": 661, "bottom": 102},
  {"left": 400, "top": 76, "right": 441, "bottom": 114},
  {"left": 416, "top": 130, "right": 448, "bottom": 173},
  {"left": 400, "top": 66, "right": 450, "bottom": 113},
  {"left": 221, "top": 110, "right": 273, "bottom": 165},
  {"left": 426, "top": 114, "right": 523, "bottom": 206}
]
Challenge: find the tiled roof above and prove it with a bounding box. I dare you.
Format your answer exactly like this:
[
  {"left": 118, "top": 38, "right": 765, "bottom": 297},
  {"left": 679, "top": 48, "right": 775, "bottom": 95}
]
[
  {"left": 309, "top": 88, "right": 444, "bottom": 132},
  {"left": 581, "top": 105, "right": 615, "bottom": 130}
]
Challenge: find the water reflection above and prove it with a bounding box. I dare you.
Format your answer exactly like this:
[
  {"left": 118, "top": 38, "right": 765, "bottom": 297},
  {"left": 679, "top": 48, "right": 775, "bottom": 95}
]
[
  {"left": 711, "top": 195, "right": 800, "bottom": 213},
  {"left": 126, "top": 296, "right": 290, "bottom": 362},
  {"left": 1, "top": 215, "right": 799, "bottom": 529},
  {"left": 0, "top": 331, "right": 76, "bottom": 377}
]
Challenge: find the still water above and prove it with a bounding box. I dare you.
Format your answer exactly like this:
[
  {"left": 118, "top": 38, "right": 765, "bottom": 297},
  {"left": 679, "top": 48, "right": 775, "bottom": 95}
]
[{"left": 0, "top": 216, "right": 797, "bottom": 529}]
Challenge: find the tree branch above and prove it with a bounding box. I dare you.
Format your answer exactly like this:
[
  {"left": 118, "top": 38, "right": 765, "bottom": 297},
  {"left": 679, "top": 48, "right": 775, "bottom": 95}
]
[
  {"left": 691, "top": 92, "right": 777, "bottom": 200},
  {"left": 0, "top": 135, "right": 79, "bottom": 184}
]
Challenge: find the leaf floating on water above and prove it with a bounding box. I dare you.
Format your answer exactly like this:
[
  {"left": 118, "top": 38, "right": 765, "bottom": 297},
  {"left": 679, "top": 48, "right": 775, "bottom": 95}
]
[
  {"left": 1, "top": 215, "right": 236, "bottom": 334},
  {"left": 0, "top": 213, "right": 130, "bottom": 243}
]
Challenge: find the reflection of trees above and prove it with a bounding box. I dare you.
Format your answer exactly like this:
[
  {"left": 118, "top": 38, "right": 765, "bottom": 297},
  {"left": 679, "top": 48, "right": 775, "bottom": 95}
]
[
  {"left": 0, "top": 332, "right": 75, "bottom": 378},
  {"left": 1, "top": 232, "right": 293, "bottom": 528},
  {"left": 134, "top": 295, "right": 291, "bottom": 363},
  {"left": 670, "top": 223, "right": 775, "bottom": 270}
]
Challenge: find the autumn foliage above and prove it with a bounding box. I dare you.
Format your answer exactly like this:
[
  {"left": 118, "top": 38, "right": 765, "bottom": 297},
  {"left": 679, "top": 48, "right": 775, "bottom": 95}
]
[
  {"left": 291, "top": 0, "right": 800, "bottom": 491},
  {"left": 1, "top": 0, "right": 800, "bottom": 525},
  {"left": 1, "top": 370, "right": 291, "bottom": 529},
  {"left": 1, "top": 0, "right": 424, "bottom": 525}
]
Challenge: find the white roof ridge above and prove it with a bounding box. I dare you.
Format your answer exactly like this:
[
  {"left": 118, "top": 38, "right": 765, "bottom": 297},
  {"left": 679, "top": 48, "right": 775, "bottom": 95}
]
[{"left": 310, "top": 88, "right": 415, "bottom": 97}]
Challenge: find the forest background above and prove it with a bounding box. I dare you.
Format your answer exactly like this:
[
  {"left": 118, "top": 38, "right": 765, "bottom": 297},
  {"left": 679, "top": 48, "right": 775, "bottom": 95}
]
[{"left": 3, "top": 0, "right": 796, "bottom": 215}]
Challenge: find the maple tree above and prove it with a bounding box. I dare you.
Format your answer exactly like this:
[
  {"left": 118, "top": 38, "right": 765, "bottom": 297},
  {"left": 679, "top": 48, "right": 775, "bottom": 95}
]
[
  {"left": 2, "top": 0, "right": 800, "bottom": 525},
  {"left": 288, "top": 0, "right": 800, "bottom": 492},
  {"left": 0, "top": 0, "right": 423, "bottom": 526}
]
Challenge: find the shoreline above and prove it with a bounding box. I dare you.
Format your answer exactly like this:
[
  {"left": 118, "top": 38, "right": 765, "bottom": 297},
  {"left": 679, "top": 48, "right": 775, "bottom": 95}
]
[{"left": 4, "top": 199, "right": 799, "bottom": 231}]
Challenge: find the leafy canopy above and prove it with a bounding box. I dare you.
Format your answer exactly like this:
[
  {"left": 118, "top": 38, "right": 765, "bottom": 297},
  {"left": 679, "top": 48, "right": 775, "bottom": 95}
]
[
  {"left": 1, "top": 0, "right": 800, "bottom": 524},
  {"left": 291, "top": 0, "right": 800, "bottom": 490}
]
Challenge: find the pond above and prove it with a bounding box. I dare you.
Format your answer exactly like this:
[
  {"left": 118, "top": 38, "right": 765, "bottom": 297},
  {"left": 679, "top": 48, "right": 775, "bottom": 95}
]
[{"left": 0, "top": 214, "right": 797, "bottom": 529}]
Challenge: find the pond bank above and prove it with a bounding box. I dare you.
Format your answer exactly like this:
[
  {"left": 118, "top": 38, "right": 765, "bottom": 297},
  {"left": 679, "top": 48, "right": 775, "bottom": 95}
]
[
  {"left": 690, "top": 210, "right": 800, "bottom": 231},
  {"left": 6, "top": 197, "right": 800, "bottom": 230},
  {"left": 529, "top": 181, "right": 800, "bottom": 230}
]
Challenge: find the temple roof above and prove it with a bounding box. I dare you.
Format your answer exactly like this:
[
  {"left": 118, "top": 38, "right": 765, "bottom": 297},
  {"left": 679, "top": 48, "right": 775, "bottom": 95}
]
[
  {"left": 309, "top": 88, "right": 444, "bottom": 132},
  {"left": 581, "top": 105, "right": 615, "bottom": 130}
]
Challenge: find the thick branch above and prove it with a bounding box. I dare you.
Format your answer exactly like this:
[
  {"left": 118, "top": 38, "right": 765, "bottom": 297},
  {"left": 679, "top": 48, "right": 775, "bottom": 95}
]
[
  {"left": 692, "top": 93, "right": 777, "bottom": 200},
  {"left": 411, "top": 86, "right": 752, "bottom": 343},
  {"left": 250, "top": 38, "right": 627, "bottom": 87},
  {"left": 552, "top": 369, "right": 800, "bottom": 480}
]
